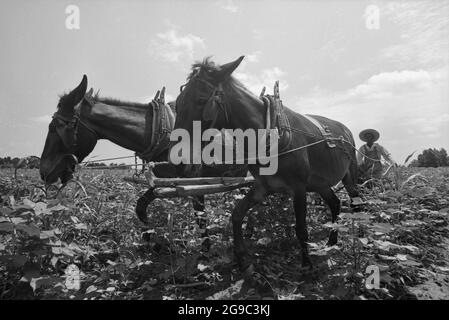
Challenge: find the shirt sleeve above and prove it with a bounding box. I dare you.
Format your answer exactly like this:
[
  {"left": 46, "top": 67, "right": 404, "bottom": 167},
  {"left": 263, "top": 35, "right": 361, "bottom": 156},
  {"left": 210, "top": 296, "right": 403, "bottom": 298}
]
[{"left": 378, "top": 144, "right": 394, "bottom": 164}]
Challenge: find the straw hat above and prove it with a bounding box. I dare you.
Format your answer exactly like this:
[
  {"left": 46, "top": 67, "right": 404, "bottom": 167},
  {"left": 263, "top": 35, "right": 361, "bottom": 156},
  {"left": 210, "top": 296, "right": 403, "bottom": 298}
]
[{"left": 359, "top": 129, "right": 380, "bottom": 142}]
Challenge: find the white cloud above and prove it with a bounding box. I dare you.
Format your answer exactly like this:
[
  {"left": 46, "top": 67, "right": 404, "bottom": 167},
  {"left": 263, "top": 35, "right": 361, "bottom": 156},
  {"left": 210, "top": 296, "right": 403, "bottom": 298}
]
[
  {"left": 235, "top": 67, "right": 289, "bottom": 95},
  {"left": 317, "top": 35, "right": 346, "bottom": 63},
  {"left": 380, "top": 1, "right": 449, "bottom": 68},
  {"left": 298, "top": 69, "right": 445, "bottom": 108},
  {"left": 216, "top": 0, "right": 239, "bottom": 13},
  {"left": 294, "top": 67, "right": 449, "bottom": 161},
  {"left": 344, "top": 69, "right": 436, "bottom": 102},
  {"left": 246, "top": 51, "right": 261, "bottom": 63},
  {"left": 251, "top": 28, "right": 264, "bottom": 40},
  {"left": 149, "top": 28, "right": 205, "bottom": 63}
]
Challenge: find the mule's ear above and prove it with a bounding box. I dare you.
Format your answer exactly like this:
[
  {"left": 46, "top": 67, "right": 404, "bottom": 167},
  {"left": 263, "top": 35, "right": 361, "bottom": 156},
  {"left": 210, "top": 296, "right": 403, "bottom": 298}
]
[
  {"left": 67, "top": 75, "right": 88, "bottom": 105},
  {"left": 215, "top": 56, "right": 244, "bottom": 81}
]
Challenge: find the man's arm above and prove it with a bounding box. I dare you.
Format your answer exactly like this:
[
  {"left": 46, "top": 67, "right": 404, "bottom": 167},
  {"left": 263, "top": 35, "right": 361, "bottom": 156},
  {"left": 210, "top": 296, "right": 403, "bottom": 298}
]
[{"left": 378, "top": 144, "right": 395, "bottom": 165}]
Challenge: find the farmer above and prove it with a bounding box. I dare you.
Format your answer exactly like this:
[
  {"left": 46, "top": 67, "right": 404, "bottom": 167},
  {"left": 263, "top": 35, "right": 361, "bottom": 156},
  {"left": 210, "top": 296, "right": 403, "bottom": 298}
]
[{"left": 357, "top": 129, "right": 395, "bottom": 180}]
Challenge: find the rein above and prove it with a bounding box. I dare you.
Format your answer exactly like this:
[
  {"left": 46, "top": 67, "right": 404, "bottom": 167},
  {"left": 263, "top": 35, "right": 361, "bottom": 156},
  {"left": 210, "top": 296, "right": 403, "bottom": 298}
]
[
  {"left": 51, "top": 97, "right": 100, "bottom": 164},
  {"left": 180, "top": 76, "right": 385, "bottom": 165}
]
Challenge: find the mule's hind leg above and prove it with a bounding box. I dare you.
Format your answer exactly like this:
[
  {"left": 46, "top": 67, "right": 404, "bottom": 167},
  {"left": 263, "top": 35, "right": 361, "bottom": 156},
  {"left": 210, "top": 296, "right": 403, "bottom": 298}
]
[
  {"left": 342, "top": 167, "right": 366, "bottom": 212},
  {"left": 293, "top": 184, "right": 312, "bottom": 268},
  {"left": 232, "top": 183, "right": 266, "bottom": 273},
  {"left": 318, "top": 188, "right": 341, "bottom": 246},
  {"left": 342, "top": 159, "right": 360, "bottom": 198}
]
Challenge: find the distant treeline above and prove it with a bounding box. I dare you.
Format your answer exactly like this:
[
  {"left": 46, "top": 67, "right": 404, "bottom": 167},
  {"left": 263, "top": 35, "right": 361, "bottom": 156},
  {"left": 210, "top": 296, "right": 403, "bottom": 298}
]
[
  {"left": 0, "top": 157, "right": 128, "bottom": 169},
  {"left": 0, "top": 156, "right": 40, "bottom": 168},
  {"left": 84, "top": 162, "right": 129, "bottom": 169},
  {"left": 409, "top": 148, "right": 448, "bottom": 168}
]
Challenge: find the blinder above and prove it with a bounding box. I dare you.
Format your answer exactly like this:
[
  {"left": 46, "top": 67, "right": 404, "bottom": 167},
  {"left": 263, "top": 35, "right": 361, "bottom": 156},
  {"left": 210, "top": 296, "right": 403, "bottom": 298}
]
[
  {"left": 52, "top": 113, "right": 79, "bottom": 153},
  {"left": 196, "top": 78, "right": 228, "bottom": 128}
]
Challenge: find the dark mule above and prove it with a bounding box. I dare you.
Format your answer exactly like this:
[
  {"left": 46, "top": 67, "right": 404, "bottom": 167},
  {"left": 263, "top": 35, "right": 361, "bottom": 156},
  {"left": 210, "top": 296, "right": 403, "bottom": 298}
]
[
  {"left": 39, "top": 75, "right": 247, "bottom": 232},
  {"left": 172, "top": 57, "right": 360, "bottom": 272}
]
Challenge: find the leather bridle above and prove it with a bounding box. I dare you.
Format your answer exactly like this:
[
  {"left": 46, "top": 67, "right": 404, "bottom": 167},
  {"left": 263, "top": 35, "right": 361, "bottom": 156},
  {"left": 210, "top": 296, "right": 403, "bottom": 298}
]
[
  {"left": 179, "top": 75, "right": 230, "bottom": 129},
  {"left": 47, "top": 98, "right": 99, "bottom": 179}
]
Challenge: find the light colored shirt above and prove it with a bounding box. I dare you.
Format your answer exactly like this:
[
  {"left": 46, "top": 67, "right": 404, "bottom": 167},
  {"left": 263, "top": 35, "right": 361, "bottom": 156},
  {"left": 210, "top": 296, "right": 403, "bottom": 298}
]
[{"left": 357, "top": 143, "right": 394, "bottom": 165}]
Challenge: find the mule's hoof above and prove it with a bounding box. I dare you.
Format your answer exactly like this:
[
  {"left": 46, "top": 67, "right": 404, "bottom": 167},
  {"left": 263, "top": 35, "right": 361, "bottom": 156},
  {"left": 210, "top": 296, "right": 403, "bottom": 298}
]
[
  {"left": 302, "top": 257, "right": 313, "bottom": 269},
  {"left": 136, "top": 213, "right": 149, "bottom": 225},
  {"left": 326, "top": 231, "right": 338, "bottom": 246},
  {"left": 201, "top": 238, "right": 211, "bottom": 252}
]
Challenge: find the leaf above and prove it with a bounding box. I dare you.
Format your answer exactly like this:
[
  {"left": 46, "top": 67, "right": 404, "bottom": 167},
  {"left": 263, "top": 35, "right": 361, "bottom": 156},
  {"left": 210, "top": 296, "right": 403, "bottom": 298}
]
[
  {"left": 257, "top": 237, "right": 272, "bottom": 246},
  {"left": 23, "top": 198, "right": 36, "bottom": 208},
  {"left": 29, "top": 276, "right": 61, "bottom": 292},
  {"left": 206, "top": 280, "right": 244, "bottom": 300},
  {"left": 396, "top": 254, "right": 408, "bottom": 261},
  {"left": 0, "top": 222, "right": 14, "bottom": 233},
  {"left": 16, "top": 223, "right": 40, "bottom": 237},
  {"left": 399, "top": 260, "right": 422, "bottom": 267},
  {"left": 0, "top": 207, "right": 13, "bottom": 216},
  {"left": 401, "top": 173, "right": 427, "bottom": 188},
  {"left": 33, "top": 202, "right": 48, "bottom": 216},
  {"left": 40, "top": 229, "right": 59, "bottom": 239},
  {"left": 51, "top": 257, "right": 59, "bottom": 267},
  {"left": 377, "top": 254, "right": 396, "bottom": 261},
  {"left": 52, "top": 246, "right": 75, "bottom": 257},
  {"left": 0, "top": 254, "right": 28, "bottom": 267},
  {"left": 403, "top": 150, "right": 417, "bottom": 165},
  {"left": 10, "top": 217, "right": 26, "bottom": 224},
  {"left": 197, "top": 263, "right": 209, "bottom": 272},
  {"left": 74, "top": 223, "right": 88, "bottom": 230},
  {"left": 371, "top": 223, "right": 394, "bottom": 234},
  {"left": 359, "top": 238, "right": 369, "bottom": 246},
  {"left": 47, "top": 204, "right": 68, "bottom": 212},
  {"left": 86, "top": 285, "right": 98, "bottom": 294},
  {"left": 70, "top": 216, "right": 81, "bottom": 224},
  {"left": 433, "top": 265, "right": 449, "bottom": 273}
]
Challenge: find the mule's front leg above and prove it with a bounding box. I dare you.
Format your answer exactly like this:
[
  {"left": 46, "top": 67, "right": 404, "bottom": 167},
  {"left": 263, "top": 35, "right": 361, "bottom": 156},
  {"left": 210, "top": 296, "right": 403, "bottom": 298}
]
[
  {"left": 293, "top": 185, "right": 312, "bottom": 268},
  {"left": 232, "top": 184, "right": 265, "bottom": 273},
  {"left": 318, "top": 188, "right": 341, "bottom": 246}
]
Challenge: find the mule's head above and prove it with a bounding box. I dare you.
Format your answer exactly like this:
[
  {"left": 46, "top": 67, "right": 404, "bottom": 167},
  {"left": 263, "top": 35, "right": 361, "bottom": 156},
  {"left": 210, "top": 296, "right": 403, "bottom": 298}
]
[
  {"left": 170, "top": 56, "right": 244, "bottom": 176},
  {"left": 40, "top": 75, "right": 98, "bottom": 184}
]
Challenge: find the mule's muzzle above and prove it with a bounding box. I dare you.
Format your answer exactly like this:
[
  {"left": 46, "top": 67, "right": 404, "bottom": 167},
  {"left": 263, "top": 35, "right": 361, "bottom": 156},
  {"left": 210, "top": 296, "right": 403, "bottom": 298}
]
[{"left": 40, "top": 154, "right": 79, "bottom": 185}]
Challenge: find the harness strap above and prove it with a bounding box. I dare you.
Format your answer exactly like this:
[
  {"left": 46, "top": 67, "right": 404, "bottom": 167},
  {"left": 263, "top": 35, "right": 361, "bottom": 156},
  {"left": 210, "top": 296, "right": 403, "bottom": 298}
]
[
  {"left": 302, "top": 114, "right": 336, "bottom": 148},
  {"left": 261, "top": 94, "right": 292, "bottom": 152},
  {"left": 136, "top": 100, "right": 175, "bottom": 161}
]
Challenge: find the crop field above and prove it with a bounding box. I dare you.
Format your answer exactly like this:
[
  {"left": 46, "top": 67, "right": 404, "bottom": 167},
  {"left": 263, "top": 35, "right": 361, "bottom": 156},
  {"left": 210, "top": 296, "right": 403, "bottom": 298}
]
[{"left": 1, "top": 166, "right": 449, "bottom": 300}]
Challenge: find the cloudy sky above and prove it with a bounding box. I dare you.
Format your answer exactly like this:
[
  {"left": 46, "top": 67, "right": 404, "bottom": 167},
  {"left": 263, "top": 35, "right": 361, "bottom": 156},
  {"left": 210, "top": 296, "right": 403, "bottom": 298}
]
[{"left": 0, "top": 0, "right": 448, "bottom": 163}]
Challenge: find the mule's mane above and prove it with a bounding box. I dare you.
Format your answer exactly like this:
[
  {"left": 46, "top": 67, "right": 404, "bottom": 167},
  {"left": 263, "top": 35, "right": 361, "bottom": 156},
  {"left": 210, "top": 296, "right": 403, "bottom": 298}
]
[
  {"left": 91, "top": 95, "right": 149, "bottom": 108},
  {"left": 57, "top": 92, "right": 150, "bottom": 110},
  {"left": 187, "top": 57, "right": 257, "bottom": 98},
  {"left": 187, "top": 56, "right": 218, "bottom": 80}
]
